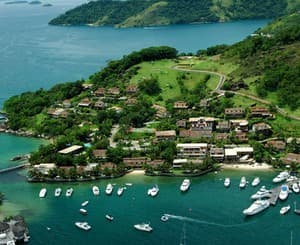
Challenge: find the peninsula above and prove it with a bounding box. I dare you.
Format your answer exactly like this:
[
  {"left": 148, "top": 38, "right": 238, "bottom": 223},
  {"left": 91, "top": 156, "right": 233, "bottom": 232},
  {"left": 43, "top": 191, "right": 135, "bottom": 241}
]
[{"left": 2, "top": 12, "right": 300, "bottom": 182}]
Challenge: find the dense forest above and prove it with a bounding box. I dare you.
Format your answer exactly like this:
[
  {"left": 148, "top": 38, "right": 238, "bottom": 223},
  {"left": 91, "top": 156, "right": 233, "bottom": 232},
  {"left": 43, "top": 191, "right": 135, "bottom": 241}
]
[{"left": 49, "top": 0, "right": 292, "bottom": 27}]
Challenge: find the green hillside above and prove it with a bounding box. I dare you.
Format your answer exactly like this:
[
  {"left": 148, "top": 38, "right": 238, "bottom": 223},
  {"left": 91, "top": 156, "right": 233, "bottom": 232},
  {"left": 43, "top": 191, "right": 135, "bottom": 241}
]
[{"left": 49, "top": 0, "right": 292, "bottom": 27}]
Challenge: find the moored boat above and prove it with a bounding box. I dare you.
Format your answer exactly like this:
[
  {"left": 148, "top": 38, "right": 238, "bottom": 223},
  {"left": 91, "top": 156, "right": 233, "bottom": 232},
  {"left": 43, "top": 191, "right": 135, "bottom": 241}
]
[
  {"left": 251, "top": 177, "right": 260, "bottom": 187},
  {"left": 243, "top": 199, "right": 270, "bottom": 216},
  {"left": 66, "top": 188, "right": 73, "bottom": 197},
  {"left": 134, "top": 223, "right": 153, "bottom": 232},
  {"left": 39, "top": 188, "right": 47, "bottom": 198},
  {"left": 279, "top": 184, "right": 289, "bottom": 201},
  {"left": 54, "top": 187, "right": 62, "bottom": 197},
  {"left": 75, "top": 222, "right": 91, "bottom": 231},
  {"left": 81, "top": 200, "right": 89, "bottom": 207},
  {"left": 224, "top": 177, "right": 230, "bottom": 187},
  {"left": 125, "top": 183, "right": 133, "bottom": 186},
  {"left": 180, "top": 179, "right": 190, "bottom": 192},
  {"left": 148, "top": 185, "right": 159, "bottom": 197},
  {"left": 251, "top": 187, "right": 272, "bottom": 200},
  {"left": 105, "top": 183, "right": 113, "bottom": 195},
  {"left": 292, "top": 183, "right": 299, "bottom": 193},
  {"left": 117, "top": 187, "right": 124, "bottom": 196},
  {"left": 105, "top": 214, "right": 114, "bottom": 221},
  {"left": 239, "top": 177, "right": 246, "bottom": 188},
  {"left": 273, "top": 171, "right": 289, "bottom": 183},
  {"left": 79, "top": 208, "right": 88, "bottom": 215},
  {"left": 280, "top": 205, "right": 291, "bottom": 215},
  {"left": 92, "top": 186, "right": 100, "bottom": 196}
]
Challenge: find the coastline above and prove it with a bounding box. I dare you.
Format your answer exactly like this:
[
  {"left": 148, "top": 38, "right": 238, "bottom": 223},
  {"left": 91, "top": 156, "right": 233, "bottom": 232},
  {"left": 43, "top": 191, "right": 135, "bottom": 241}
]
[{"left": 220, "top": 162, "right": 273, "bottom": 171}]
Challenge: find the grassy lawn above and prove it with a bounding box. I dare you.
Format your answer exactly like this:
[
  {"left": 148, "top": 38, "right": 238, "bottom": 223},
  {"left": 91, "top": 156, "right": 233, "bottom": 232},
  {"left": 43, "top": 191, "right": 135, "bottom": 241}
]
[
  {"left": 231, "top": 94, "right": 263, "bottom": 108},
  {"left": 192, "top": 57, "right": 238, "bottom": 75},
  {"left": 270, "top": 115, "right": 300, "bottom": 136}
]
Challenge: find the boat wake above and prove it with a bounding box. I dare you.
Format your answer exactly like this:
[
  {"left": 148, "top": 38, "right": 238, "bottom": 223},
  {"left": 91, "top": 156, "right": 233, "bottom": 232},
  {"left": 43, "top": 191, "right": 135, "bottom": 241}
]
[{"left": 164, "top": 214, "right": 254, "bottom": 228}]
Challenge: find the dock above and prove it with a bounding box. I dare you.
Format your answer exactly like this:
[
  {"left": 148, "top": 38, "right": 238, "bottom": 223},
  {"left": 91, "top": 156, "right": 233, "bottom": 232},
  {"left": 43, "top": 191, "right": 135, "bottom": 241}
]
[{"left": 0, "top": 164, "right": 27, "bottom": 174}]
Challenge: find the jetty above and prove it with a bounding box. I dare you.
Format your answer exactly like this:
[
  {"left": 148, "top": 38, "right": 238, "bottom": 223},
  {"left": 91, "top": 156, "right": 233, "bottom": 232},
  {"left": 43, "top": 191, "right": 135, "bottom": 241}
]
[{"left": 0, "top": 164, "right": 27, "bottom": 174}]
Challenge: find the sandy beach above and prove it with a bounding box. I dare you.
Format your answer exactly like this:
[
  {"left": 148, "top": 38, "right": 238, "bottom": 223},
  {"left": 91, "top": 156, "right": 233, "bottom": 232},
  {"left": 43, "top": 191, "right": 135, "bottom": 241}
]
[
  {"left": 127, "top": 170, "right": 145, "bottom": 175},
  {"left": 220, "top": 162, "right": 273, "bottom": 171}
]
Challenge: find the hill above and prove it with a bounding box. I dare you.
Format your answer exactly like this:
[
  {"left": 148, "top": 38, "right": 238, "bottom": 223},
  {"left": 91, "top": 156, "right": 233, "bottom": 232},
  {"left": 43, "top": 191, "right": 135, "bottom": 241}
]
[{"left": 49, "top": 0, "right": 293, "bottom": 27}]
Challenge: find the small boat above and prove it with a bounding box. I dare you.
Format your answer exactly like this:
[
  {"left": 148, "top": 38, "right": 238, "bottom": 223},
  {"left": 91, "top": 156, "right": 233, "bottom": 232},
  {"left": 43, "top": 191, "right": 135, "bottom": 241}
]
[
  {"left": 294, "top": 201, "right": 300, "bottom": 215},
  {"left": 239, "top": 177, "right": 246, "bottom": 188},
  {"left": 180, "top": 179, "right": 190, "bottom": 192},
  {"left": 81, "top": 201, "right": 89, "bottom": 207},
  {"left": 125, "top": 183, "right": 133, "bottom": 186},
  {"left": 243, "top": 199, "right": 270, "bottom": 216},
  {"left": 117, "top": 187, "right": 124, "bottom": 196},
  {"left": 105, "top": 183, "right": 113, "bottom": 195},
  {"left": 273, "top": 171, "right": 289, "bottom": 183},
  {"left": 92, "top": 186, "right": 100, "bottom": 196},
  {"left": 251, "top": 187, "right": 272, "bottom": 200},
  {"left": 286, "top": 176, "right": 298, "bottom": 182},
  {"left": 105, "top": 214, "right": 114, "bottom": 221},
  {"left": 75, "top": 222, "right": 91, "bottom": 231},
  {"left": 279, "top": 184, "right": 289, "bottom": 201},
  {"left": 54, "top": 188, "right": 62, "bottom": 197},
  {"left": 292, "top": 183, "right": 299, "bottom": 193},
  {"left": 66, "top": 188, "right": 73, "bottom": 197},
  {"left": 148, "top": 185, "right": 159, "bottom": 197},
  {"left": 224, "top": 177, "right": 230, "bottom": 187},
  {"left": 79, "top": 208, "right": 88, "bottom": 215},
  {"left": 251, "top": 177, "right": 260, "bottom": 187},
  {"left": 160, "top": 215, "right": 169, "bottom": 222},
  {"left": 39, "top": 188, "right": 47, "bottom": 198},
  {"left": 134, "top": 223, "right": 153, "bottom": 232},
  {"left": 280, "top": 205, "right": 291, "bottom": 215}
]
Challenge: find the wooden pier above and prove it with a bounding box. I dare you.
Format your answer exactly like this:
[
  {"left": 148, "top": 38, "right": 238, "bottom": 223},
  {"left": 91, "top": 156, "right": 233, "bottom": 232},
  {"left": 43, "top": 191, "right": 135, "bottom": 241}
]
[{"left": 0, "top": 164, "right": 27, "bottom": 174}]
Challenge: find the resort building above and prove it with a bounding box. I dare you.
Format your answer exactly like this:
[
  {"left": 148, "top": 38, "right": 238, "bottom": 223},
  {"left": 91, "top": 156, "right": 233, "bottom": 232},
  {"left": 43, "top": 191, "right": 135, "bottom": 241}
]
[
  {"left": 265, "top": 140, "right": 286, "bottom": 151},
  {"left": 210, "top": 147, "right": 225, "bottom": 161},
  {"left": 224, "top": 146, "right": 253, "bottom": 162},
  {"left": 225, "top": 108, "right": 245, "bottom": 118},
  {"left": 216, "top": 120, "right": 230, "bottom": 132},
  {"left": 94, "top": 99, "right": 106, "bottom": 109},
  {"left": 94, "top": 87, "right": 105, "bottom": 97},
  {"left": 78, "top": 98, "right": 91, "bottom": 107},
  {"left": 189, "top": 117, "right": 215, "bottom": 131},
  {"left": 152, "top": 104, "right": 169, "bottom": 118},
  {"left": 92, "top": 149, "right": 107, "bottom": 160},
  {"left": 173, "top": 101, "right": 188, "bottom": 109},
  {"left": 47, "top": 108, "right": 68, "bottom": 118},
  {"left": 33, "top": 163, "right": 56, "bottom": 175},
  {"left": 252, "top": 122, "right": 272, "bottom": 135},
  {"left": 281, "top": 153, "right": 300, "bottom": 165},
  {"left": 58, "top": 145, "right": 83, "bottom": 155},
  {"left": 123, "top": 157, "right": 148, "bottom": 168},
  {"left": 107, "top": 87, "right": 120, "bottom": 96},
  {"left": 173, "top": 159, "right": 188, "bottom": 168},
  {"left": 126, "top": 85, "right": 138, "bottom": 94},
  {"left": 230, "top": 119, "right": 249, "bottom": 132},
  {"left": 155, "top": 130, "right": 176, "bottom": 141},
  {"left": 176, "top": 119, "right": 187, "bottom": 128},
  {"left": 250, "top": 107, "right": 272, "bottom": 118},
  {"left": 177, "top": 143, "right": 208, "bottom": 158}
]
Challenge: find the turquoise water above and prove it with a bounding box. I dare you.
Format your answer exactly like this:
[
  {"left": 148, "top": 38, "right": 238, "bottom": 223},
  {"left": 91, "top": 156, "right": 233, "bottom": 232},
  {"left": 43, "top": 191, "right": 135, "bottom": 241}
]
[{"left": 0, "top": 0, "right": 269, "bottom": 107}]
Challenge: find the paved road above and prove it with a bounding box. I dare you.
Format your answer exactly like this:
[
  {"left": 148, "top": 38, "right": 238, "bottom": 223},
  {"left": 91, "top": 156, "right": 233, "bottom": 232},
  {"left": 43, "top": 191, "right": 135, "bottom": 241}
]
[{"left": 172, "top": 66, "right": 300, "bottom": 121}]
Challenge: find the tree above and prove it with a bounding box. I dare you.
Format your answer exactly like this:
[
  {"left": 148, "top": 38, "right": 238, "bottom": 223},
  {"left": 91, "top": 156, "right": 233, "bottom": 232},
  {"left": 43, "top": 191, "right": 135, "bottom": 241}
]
[{"left": 138, "top": 77, "right": 161, "bottom": 96}]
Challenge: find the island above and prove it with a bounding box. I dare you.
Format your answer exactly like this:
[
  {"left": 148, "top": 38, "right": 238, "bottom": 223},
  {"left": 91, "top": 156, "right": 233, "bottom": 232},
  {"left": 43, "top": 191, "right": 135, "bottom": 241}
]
[
  {"left": 2, "top": 12, "right": 300, "bottom": 182},
  {"left": 48, "top": 0, "right": 294, "bottom": 27}
]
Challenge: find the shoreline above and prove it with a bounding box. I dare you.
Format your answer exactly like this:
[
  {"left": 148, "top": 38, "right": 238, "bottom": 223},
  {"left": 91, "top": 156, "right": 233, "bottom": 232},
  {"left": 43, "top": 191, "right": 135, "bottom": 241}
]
[
  {"left": 220, "top": 162, "right": 273, "bottom": 171},
  {"left": 126, "top": 170, "right": 145, "bottom": 175}
]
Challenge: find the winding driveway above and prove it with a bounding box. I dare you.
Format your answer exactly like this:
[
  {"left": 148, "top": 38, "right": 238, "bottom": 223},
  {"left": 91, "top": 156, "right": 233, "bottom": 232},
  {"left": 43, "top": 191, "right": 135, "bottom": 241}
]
[{"left": 172, "top": 65, "right": 300, "bottom": 121}]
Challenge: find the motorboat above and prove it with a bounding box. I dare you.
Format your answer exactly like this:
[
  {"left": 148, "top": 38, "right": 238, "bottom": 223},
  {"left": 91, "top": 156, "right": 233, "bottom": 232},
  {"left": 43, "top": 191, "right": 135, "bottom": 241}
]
[
  {"left": 224, "top": 177, "right": 230, "bottom": 187},
  {"left": 105, "top": 214, "right": 114, "bottom": 221},
  {"left": 243, "top": 199, "right": 270, "bottom": 216},
  {"left": 161, "top": 215, "right": 169, "bottom": 222},
  {"left": 148, "top": 185, "right": 159, "bottom": 197},
  {"left": 280, "top": 205, "right": 291, "bottom": 215},
  {"left": 251, "top": 187, "right": 272, "bottom": 200},
  {"left": 273, "top": 171, "right": 289, "bottom": 183},
  {"left": 79, "top": 208, "right": 88, "bottom": 215},
  {"left": 125, "top": 183, "right": 133, "bottom": 186},
  {"left": 92, "top": 186, "right": 100, "bottom": 196},
  {"left": 117, "top": 187, "right": 124, "bottom": 196},
  {"left": 292, "top": 183, "right": 300, "bottom": 193},
  {"left": 286, "top": 175, "right": 298, "bottom": 182},
  {"left": 180, "top": 179, "right": 190, "bottom": 192},
  {"left": 105, "top": 183, "right": 113, "bottom": 195},
  {"left": 251, "top": 177, "right": 260, "bottom": 187},
  {"left": 75, "top": 222, "right": 91, "bottom": 231},
  {"left": 239, "top": 177, "right": 247, "bottom": 188},
  {"left": 39, "top": 188, "right": 47, "bottom": 198},
  {"left": 66, "top": 188, "right": 73, "bottom": 197},
  {"left": 279, "top": 184, "right": 289, "bottom": 200},
  {"left": 81, "top": 201, "right": 89, "bottom": 207},
  {"left": 54, "top": 188, "right": 62, "bottom": 197},
  {"left": 134, "top": 223, "right": 153, "bottom": 232}
]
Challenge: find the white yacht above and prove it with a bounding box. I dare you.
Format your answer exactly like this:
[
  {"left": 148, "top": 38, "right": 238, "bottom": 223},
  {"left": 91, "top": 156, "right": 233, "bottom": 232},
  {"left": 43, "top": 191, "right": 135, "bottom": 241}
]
[
  {"left": 125, "top": 183, "right": 133, "bottom": 186},
  {"left": 105, "top": 183, "right": 113, "bottom": 195},
  {"left": 273, "top": 171, "right": 289, "bottom": 183},
  {"left": 224, "top": 177, "right": 230, "bottom": 187},
  {"left": 251, "top": 177, "right": 260, "bottom": 187},
  {"left": 75, "top": 222, "right": 91, "bottom": 231},
  {"left": 79, "top": 208, "right": 88, "bottom": 215},
  {"left": 66, "top": 188, "right": 73, "bottom": 197},
  {"left": 180, "top": 179, "right": 190, "bottom": 192},
  {"left": 39, "top": 188, "right": 47, "bottom": 198},
  {"left": 280, "top": 205, "right": 291, "bottom": 215},
  {"left": 279, "top": 184, "right": 289, "bottom": 200},
  {"left": 292, "top": 183, "right": 300, "bottom": 193},
  {"left": 134, "top": 223, "right": 153, "bottom": 232},
  {"left": 239, "top": 177, "right": 247, "bottom": 188},
  {"left": 251, "top": 187, "right": 271, "bottom": 200},
  {"left": 148, "top": 185, "right": 159, "bottom": 197},
  {"left": 54, "top": 188, "right": 62, "bottom": 197},
  {"left": 286, "top": 175, "right": 298, "bottom": 182},
  {"left": 81, "top": 201, "right": 89, "bottom": 207},
  {"left": 105, "top": 214, "right": 114, "bottom": 221},
  {"left": 117, "top": 187, "right": 124, "bottom": 196},
  {"left": 243, "top": 199, "right": 270, "bottom": 216},
  {"left": 92, "top": 186, "right": 100, "bottom": 196}
]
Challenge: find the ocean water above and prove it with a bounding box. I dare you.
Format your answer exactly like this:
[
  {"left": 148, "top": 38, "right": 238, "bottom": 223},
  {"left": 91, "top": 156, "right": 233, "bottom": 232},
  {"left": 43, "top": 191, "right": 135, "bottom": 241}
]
[{"left": 0, "top": 0, "right": 269, "bottom": 107}]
